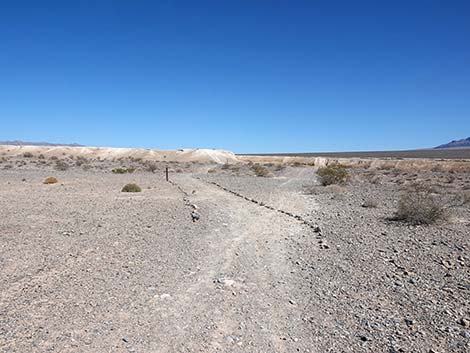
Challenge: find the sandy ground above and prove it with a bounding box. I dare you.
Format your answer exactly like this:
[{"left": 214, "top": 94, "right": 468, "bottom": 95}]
[{"left": 1, "top": 155, "right": 469, "bottom": 352}]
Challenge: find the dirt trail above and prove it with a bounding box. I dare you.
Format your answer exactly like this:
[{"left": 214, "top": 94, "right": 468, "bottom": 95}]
[{"left": 153, "top": 175, "right": 315, "bottom": 352}]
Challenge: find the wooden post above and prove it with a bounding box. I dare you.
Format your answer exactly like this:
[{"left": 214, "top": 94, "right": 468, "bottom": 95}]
[{"left": 165, "top": 167, "right": 169, "bottom": 182}]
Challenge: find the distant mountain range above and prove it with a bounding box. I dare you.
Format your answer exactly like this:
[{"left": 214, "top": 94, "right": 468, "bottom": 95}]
[
  {"left": 435, "top": 137, "right": 470, "bottom": 149},
  {"left": 0, "top": 140, "right": 84, "bottom": 147}
]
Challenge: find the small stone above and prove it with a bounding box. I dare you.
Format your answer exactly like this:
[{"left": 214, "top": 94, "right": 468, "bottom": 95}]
[{"left": 458, "top": 317, "right": 470, "bottom": 328}]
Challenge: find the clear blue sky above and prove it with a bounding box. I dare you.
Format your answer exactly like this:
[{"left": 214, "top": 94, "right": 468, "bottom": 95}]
[{"left": 1, "top": 1, "right": 469, "bottom": 153}]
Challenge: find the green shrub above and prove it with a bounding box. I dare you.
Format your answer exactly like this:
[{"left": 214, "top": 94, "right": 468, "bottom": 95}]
[
  {"left": 112, "top": 167, "right": 135, "bottom": 174},
  {"left": 316, "top": 164, "right": 348, "bottom": 186},
  {"left": 121, "top": 183, "right": 142, "bottom": 192}
]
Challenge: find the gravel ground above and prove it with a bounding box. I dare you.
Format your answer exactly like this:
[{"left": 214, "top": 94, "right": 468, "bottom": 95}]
[
  {"left": 1, "top": 158, "right": 469, "bottom": 352},
  {"left": 201, "top": 167, "right": 470, "bottom": 353}
]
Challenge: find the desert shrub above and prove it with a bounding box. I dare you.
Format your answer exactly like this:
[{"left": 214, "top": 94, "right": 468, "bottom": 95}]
[
  {"left": 122, "top": 183, "right": 141, "bottom": 192},
  {"left": 82, "top": 164, "right": 92, "bottom": 171},
  {"left": 207, "top": 168, "right": 216, "bottom": 173},
  {"left": 251, "top": 163, "right": 270, "bottom": 177},
  {"left": 393, "top": 185, "right": 449, "bottom": 225},
  {"left": 317, "top": 164, "right": 348, "bottom": 186},
  {"left": 275, "top": 164, "right": 286, "bottom": 171},
  {"left": 50, "top": 156, "right": 58, "bottom": 160},
  {"left": 38, "top": 154, "right": 45, "bottom": 159},
  {"left": 112, "top": 167, "right": 134, "bottom": 174},
  {"left": 112, "top": 167, "right": 127, "bottom": 174},
  {"left": 43, "top": 176, "right": 58, "bottom": 184},
  {"left": 145, "top": 162, "right": 158, "bottom": 173},
  {"left": 55, "top": 160, "right": 69, "bottom": 171},
  {"left": 221, "top": 163, "right": 230, "bottom": 170},
  {"left": 23, "top": 152, "right": 34, "bottom": 158}
]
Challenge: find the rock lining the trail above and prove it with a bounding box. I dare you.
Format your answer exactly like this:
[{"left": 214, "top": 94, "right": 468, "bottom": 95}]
[{"left": 195, "top": 177, "right": 322, "bottom": 233}]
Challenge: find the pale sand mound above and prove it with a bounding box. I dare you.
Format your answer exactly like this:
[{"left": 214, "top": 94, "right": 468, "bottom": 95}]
[{"left": 0, "top": 145, "right": 238, "bottom": 164}]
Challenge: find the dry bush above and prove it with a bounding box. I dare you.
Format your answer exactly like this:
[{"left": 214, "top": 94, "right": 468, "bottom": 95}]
[
  {"left": 122, "top": 183, "right": 142, "bottom": 192},
  {"left": 23, "top": 152, "right": 34, "bottom": 158},
  {"left": 317, "top": 164, "right": 348, "bottom": 186},
  {"left": 145, "top": 162, "right": 158, "bottom": 173},
  {"left": 221, "top": 163, "right": 230, "bottom": 170},
  {"left": 50, "top": 156, "right": 58, "bottom": 160},
  {"left": 43, "top": 176, "right": 58, "bottom": 184},
  {"left": 38, "top": 154, "right": 45, "bottom": 159},
  {"left": 393, "top": 185, "right": 449, "bottom": 225},
  {"left": 274, "top": 164, "right": 286, "bottom": 172},
  {"left": 251, "top": 163, "right": 270, "bottom": 177},
  {"left": 207, "top": 168, "right": 217, "bottom": 174},
  {"left": 55, "top": 160, "right": 69, "bottom": 171}
]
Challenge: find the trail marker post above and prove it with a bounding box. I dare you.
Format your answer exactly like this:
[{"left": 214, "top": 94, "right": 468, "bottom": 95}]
[{"left": 165, "top": 167, "right": 169, "bottom": 182}]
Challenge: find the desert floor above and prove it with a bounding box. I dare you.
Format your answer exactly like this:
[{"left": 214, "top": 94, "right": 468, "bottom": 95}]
[{"left": 1, "top": 156, "right": 469, "bottom": 352}]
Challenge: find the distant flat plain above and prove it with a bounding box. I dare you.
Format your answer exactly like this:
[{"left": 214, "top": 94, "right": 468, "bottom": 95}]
[{"left": 240, "top": 148, "right": 470, "bottom": 160}]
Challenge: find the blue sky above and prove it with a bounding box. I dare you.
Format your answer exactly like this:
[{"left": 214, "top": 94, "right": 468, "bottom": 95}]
[{"left": 1, "top": 1, "right": 469, "bottom": 153}]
